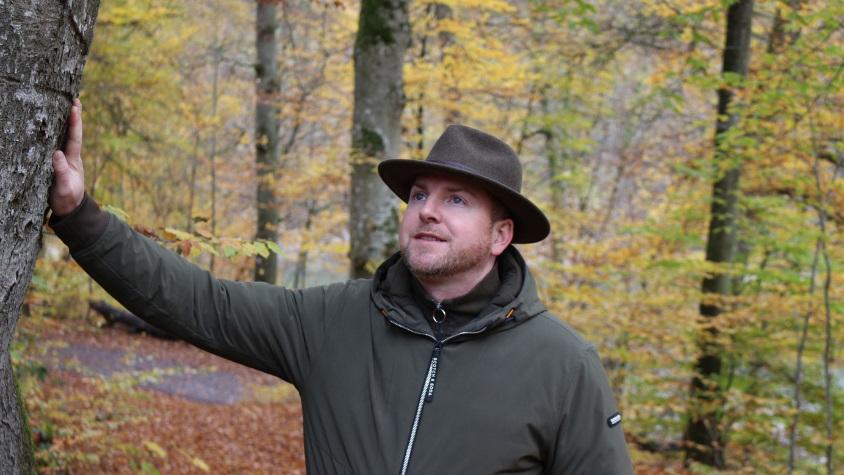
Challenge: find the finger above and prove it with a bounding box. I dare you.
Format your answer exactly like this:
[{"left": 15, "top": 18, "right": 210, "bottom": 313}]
[
  {"left": 64, "top": 100, "right": 83, "bottom": 165},
  {"left": 52, "top": 150, "right": 69, "bottom": 176}
]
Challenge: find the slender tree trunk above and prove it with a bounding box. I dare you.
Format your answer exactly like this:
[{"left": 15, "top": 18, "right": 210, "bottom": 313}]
[
  {"left": 431, "top": 3, "right": 458, "bottom": 125},
  {"left": 293, "top": 201, "right": 316, "bottom": 289},
  {"left": 414, "top": 33, "right": 427, "bottom": 155},
  {"left": 208, "top": 39, "right": 221, "bottom": 273},
  {"left": 763, "top": 3, "right": 806, "bottom": 470},
  {"left": 348, "top": 0, "right": 410, "bottom": 278},
  {"left": 412, "top": 2, "right": 452, "bottom": 155},
  {"left": 0, "top": 1, "right": 100, "bottom": 471},
  {"left": 186, "top": 131, "right": 200, "bottom": 231},
  {"left": 254, "top": 1, "right": 281, "bottom": 284},
  {"left": 684, "top": 0, "right": 753, "bottom": 468},
  {"left": 810, "top": 127, "right": 841, "bottom": 475}
]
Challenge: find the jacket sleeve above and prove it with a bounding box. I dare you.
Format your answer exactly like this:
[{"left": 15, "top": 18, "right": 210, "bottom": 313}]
[
  {"left": 546, "top": 346, "right": 633, "bottom": 474},
  {"left": 50, "top": 195, "right": 335, "bottom": 387}
]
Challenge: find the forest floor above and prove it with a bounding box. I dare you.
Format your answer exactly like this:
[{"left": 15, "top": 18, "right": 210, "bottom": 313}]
[{"left": 14, "top": 314, "right": 306, "bottom": 474}]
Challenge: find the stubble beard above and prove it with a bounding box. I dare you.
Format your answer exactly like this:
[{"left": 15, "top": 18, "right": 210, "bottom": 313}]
[{"left": 401, "top": 234, "right": 492, "bottom": 280}]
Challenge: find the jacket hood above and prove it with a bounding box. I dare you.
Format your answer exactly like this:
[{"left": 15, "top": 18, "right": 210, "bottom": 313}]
[{"left": 370, "top": 246, "right": 547, "bottom": 341}]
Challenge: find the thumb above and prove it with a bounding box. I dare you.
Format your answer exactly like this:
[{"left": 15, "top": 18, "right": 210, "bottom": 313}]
[{"left": 52, "top": 150, "right": 70, "bottom": 177}]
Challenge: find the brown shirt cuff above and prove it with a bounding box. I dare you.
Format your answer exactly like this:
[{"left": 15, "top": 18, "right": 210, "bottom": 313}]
[{"left": 49, "top": 192, "right": 111, "bottom": 253}]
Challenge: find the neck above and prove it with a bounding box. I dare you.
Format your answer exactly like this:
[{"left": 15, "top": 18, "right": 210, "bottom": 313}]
[{"left": 415, "top": 258, "right": 496, "bottom": 301}]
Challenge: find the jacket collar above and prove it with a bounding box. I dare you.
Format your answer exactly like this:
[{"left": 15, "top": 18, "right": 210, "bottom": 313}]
[{"left": 370, "top": 246, "right": 546, "bottom": 341}]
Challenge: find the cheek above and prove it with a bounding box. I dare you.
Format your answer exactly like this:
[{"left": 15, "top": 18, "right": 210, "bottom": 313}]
[
  {"left": 398, "top": 213, "right": 412, "bottom": 246},
  {"left": 458, "top": 215, "right": 489, "bottom": 236}
]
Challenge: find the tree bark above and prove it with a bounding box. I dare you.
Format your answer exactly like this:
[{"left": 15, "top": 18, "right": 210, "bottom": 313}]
[
  {"left": 684, "top": 0, "right": 753, "bottom": 468},
  {"left": 0, "top": 0, "right": 100, "bottom": 471},
  {"left": 348, "top": 0, "right": 410, "bottom": 278},
  {"left": 293, "top": 201, "right": 316, "bottom": 289},
  {"left": 254, "top": 0, "right": 281, "bottom": 283}
]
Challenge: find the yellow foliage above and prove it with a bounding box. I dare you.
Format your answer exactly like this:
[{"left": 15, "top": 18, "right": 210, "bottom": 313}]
[{"left": 17, "top": 0, "right": 844, "bottom": 470}]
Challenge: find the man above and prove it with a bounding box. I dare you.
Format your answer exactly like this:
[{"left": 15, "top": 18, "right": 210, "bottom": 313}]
[{"left": 50, "top": 99, "right": 632, "bottom": 473}]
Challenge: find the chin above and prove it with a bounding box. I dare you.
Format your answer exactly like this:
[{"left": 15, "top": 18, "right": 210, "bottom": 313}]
[
  {"left": 403, "top": 251, "right": 443, "bottom": 277},
  {"left": 407, "top": 254, "right": 437, "bottom": 271}
]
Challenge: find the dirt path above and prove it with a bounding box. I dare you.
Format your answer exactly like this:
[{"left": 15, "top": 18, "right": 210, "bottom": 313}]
[
  {"left": 19, "top": 318, "right": 306, "bottom": 474},
  {"left": 45, "top": 341, "right": 246, "bottom": 405}
]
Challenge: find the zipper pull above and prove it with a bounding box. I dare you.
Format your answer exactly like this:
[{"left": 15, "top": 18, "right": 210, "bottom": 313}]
[
  {"left": 425, "top": 344, "right": 442, "bottom": 403},
  {"left": 432, "top": 302, "right": 446, "bottom": 324}
]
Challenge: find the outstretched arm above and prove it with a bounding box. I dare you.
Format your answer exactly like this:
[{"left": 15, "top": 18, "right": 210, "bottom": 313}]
[{"left": 47, "top": 99, "right": 335, "bottom": 387}]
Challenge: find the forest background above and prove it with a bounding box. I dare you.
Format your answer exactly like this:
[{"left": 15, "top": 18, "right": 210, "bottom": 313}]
[{"left": 9, "top": 0, "right": 844, "bottom": 473}]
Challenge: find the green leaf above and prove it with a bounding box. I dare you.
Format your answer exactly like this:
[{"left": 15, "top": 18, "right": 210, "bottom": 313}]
[
  {"left": 254, "top": 241, "right": 270, "bottom": 258},
  {"left": 140, "top": 461, "right": 161, "bottom": 475},
  {"left": 198, "top": 241, "right": 220, "bottom": 256},
  {"left": 30, "top": 275, "right": 49, "bottom": 291},
  {"left": 266, "top": 241, "right": 282, "bottom": 255}
]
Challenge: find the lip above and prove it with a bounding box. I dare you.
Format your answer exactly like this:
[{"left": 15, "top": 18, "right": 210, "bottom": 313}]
[{"left": 414, "top": 232, "right": 446, "bottom": 242}]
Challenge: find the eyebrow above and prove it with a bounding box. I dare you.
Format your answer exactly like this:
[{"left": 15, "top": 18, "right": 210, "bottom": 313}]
[
  {"left": 411, "top": 182, "right": 478, "bottom": 198},
  {"left": 444, "top": 186, "right": 477, "bottom": 197}
]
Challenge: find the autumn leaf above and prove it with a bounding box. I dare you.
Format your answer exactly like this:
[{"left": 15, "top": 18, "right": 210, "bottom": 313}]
[{"left": 143, "top": 440, "right": 167, "bottom": 458}]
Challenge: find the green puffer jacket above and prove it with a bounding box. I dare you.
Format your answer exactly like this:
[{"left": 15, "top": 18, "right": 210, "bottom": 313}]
[{"left": 52, "top": 195, "right": 633, "bottom": 474}]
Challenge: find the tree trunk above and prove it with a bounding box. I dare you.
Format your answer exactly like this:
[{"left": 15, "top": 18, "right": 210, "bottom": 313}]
[
  {"left": 684, "top": 0, "right": 753, "bottom": 468},
  {"left": 293, "top": 201, "right": 316, "bottom": 289},
  {"left": 0, "top": 0, "right": 100, "bottom": 471},
  {"left": 208, "top": 27, "right": 222, "bottom": 274},
  {"left": 348, "top": 0, "right": 410, "bottom": 278},
  {"left": 254, "top": 1, "right": 281, "bottom": 284},
  {"left": 186, "top": 131, "right": 200, "bottom": 231}
]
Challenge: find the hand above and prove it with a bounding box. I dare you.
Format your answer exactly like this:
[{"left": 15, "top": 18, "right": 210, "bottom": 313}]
[{"left": 50, "top": 98, "right": 86, "bottom": 216}]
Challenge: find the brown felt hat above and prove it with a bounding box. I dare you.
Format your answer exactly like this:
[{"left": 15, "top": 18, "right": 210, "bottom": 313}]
[{"left": 378, "top": 124, "right": 550, "bottom": 244}]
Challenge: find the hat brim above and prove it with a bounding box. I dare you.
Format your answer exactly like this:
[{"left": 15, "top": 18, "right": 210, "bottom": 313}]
[{"left": 378, "top": 159, "right": 550, "bottom": 244}]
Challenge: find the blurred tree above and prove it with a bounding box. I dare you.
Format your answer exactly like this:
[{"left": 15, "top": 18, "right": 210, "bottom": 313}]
[
  {"left": 0, "top": 0, "right": 101, "bottom": 471},
  {"left": 348, "top": 0, "right": 410, "bottom": 278},
  {"left": 685, "top": 0, "right": 754, "bottom": 468},
  {"left": 255, "top": 1, "right": 281, "bottom": 283},
  {"left": 12, "top": 0, "right": 843, "bottom": 471}
]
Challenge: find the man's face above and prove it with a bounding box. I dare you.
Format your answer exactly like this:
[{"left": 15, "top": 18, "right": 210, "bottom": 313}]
[{"left": 399, "top": 174, "right": 511, "bottom": 280}]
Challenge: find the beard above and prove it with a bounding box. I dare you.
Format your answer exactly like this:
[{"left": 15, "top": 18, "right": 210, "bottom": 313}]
[{"left": 401, "top": 232, "right": 492, "bottom": 280}]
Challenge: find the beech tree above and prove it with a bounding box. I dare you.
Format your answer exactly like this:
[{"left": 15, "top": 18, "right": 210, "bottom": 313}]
[
  {"left": 0, "top": 0, "right": 100, "bottom": 471},
  {"left": 684, "top": 0, "right": 754, "bottom": 468},
  {"left": 348, "top": 0, "right": 411, "bottom": 278},
  {"left": 254, "top": 1, "right": 281, "bottom": 284}
]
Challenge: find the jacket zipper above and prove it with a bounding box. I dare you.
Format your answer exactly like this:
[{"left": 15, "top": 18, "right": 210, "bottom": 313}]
[
  {"left": 387, "top": 306, "right": 495, "bottom": 475},
  {"left": 400, "top": 341, "right": 441, "bottom": 475}
]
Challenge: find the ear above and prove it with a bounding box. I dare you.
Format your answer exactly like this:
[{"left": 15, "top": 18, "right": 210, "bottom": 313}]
[{"left": 490, "top": 218, "right": 514, "bottom": 256}]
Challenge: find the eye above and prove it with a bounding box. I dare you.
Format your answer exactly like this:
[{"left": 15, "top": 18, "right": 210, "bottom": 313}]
[
  {"left": 411, "top": 191, "right": 426, "bottom": 201},
  {"left": 449, "top": 195, "right": 466, "bottom": 205}
]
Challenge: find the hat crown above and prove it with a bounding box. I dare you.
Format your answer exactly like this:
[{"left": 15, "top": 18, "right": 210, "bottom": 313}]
[{"left": 426, "top": 125, "right": 522, "bottom": 193}]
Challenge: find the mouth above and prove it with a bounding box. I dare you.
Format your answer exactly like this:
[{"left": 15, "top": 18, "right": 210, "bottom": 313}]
[{"left": 414, "top": 232, "right": 446, "bottom": 242}]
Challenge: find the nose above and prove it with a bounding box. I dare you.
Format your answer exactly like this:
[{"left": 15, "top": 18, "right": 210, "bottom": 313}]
[{"left": 418, "top": 197, "right": 440, "bottom": 223}]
